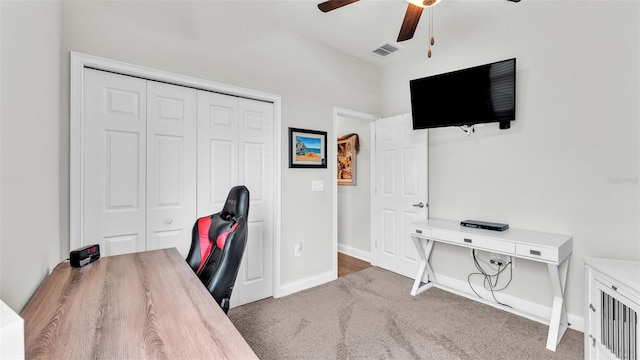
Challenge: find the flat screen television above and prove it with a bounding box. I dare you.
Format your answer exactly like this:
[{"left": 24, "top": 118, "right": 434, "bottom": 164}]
[{"left": 410, "top": 58, "right": 516, "bottom": 130}]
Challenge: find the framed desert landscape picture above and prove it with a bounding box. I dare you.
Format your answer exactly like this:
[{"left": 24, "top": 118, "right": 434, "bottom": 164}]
[
  {"left": 337, "top": 135, "right": 356, "bottom": 185},
  {"left": 288, "top": 128, "right": 327, "bottom": 168}
]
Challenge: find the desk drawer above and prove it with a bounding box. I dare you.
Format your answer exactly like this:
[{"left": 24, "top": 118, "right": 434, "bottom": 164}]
[
  {"left": 463, "top": 236, "right": 515, "bottom": 254},
  {"left": 515, "top": 244, "right": 558, "bottom": 262},
  {"left": 431, "top": 230, "right": 515, "bottom": 254},
  {"left": 431, "top": 229, "right": 459, "bottom": 243},
  {"left": 409, "top": 226, "right": 431, "bottom": 237}
]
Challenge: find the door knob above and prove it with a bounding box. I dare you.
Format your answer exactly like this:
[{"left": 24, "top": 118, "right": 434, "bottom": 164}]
[
  {"left": 165, "top": 217, "right": 173, "bottom": 224},
  {"left": 412, "top": 202, "right": 425, "bottom": 208}
]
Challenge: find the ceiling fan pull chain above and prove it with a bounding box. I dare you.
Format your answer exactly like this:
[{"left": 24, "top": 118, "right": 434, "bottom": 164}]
[
  {"left": 427, "top": 7, "right": 434, "bottom": 57},
  {"left": 430, "top": 7, "right": 435, "bottom": 46}
]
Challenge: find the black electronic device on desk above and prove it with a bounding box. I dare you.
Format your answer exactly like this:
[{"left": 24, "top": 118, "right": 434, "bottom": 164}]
[
  {"left": 460, "top": 220, "right": 509, "bottom": 232},
  {"left": 70, "top": 244, "right": 100, "bottom": 267}
]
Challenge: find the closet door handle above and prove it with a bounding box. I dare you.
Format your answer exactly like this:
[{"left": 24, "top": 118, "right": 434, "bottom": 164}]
[
  {"left": 165, "top": 217, "right": 173, "bottom": 225},
  {"left": 412, "top": 202, "right": 425, "bottom": 208}
]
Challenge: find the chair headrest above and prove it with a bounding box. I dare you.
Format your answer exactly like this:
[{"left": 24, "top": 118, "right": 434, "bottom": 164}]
[{"left": 220, "top": 185, "right": 250, "bottom": 221}]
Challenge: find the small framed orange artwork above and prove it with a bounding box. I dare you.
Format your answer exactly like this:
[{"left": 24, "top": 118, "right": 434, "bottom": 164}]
[{"left": 337, "top": 136, "right": 356, "bottom": 185}]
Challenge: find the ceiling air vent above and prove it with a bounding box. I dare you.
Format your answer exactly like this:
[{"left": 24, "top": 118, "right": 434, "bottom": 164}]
[{"left": 370, "top": 42, "right": 402, "bottom": 58}]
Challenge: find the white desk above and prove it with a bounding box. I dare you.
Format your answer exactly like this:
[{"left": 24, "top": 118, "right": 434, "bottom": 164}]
[{"left": 409, "top": 218, "right": 573, "bottom": 352}]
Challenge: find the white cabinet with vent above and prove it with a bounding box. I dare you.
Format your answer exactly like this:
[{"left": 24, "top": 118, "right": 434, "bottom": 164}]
[{"left": 584, "top": 258, "right": 640, "bottom": 360}]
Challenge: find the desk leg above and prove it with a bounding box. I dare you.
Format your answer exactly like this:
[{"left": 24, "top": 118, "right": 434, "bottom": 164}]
[
  {"left": 546, "top": 257, "right": 570, "bottom": 351},
  {"left": 411, "top": 236, "right": 435, "bottom": 296}
]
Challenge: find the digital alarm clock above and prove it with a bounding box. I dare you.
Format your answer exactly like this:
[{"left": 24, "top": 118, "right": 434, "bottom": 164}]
[{"left": 70, "top": 244, "right": 100, "bottom": 267}]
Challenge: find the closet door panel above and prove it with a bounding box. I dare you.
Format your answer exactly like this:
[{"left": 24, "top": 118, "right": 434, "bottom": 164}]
[
  {"left": 236, "top": 99, "right": 274, "bottom": 306},
  {"left": 243, "top": 143, "right": 265, "bottom": 201},
  {"left": 83, "top": 69, "right": 147, "bottom": 256},
  {"left": 197, "top": 91, "right": 239, "bottom": 217},
  {"left": 245, "top": 221, "right": 265, "bottom": 280},
  {"left": 209, "top": 140, "right": 235, "bottom": 203},
  {"left": 146, "top": 81, "right": 197, "bottom": 257}
]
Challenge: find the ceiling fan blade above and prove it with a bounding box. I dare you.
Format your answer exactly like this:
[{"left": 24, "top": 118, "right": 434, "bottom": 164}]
[
  {"left": 397, "top": 3, "right": 424, "bottom": 42},
  {"left": 317, "top": 0, "right": 359, "bottom": 13}
]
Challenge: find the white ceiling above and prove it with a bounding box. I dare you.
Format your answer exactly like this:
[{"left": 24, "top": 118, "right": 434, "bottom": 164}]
[{"left": 243, "top": 0, "right": 524, "bottom": 66}]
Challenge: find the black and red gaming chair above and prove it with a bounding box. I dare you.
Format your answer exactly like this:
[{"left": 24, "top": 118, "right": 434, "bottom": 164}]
[{"left": 186, "top": 185, "right": 249, "bottom": 314}]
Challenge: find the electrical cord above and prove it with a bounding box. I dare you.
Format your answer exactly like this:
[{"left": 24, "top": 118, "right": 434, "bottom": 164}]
[
  {"left": 481, "top": 258, "right": 513, "bottom": 292},
  {"left": 52, "top": 257, "right": 70, "bottom": 271},
  {"left": 467, "top": 249, "right": 513, "bottom": 308}
]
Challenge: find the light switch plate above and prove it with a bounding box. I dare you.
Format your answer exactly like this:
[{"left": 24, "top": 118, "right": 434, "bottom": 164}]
[{"left": 311, "top": 180, "right": 324, "bottom": 192}]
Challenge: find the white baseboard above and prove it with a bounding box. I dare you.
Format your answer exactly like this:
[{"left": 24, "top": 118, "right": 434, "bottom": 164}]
[
  {"left": 276, "top": 270, "right": 336, "bottom": 298},
  {"left": 337, "top": 244, "right": 370, "bottom": 263},
  {"left": 433, "top": 273, "right": 584, "bottom": 332},
  {"left": 275, "top": 245, "right": 369, "bottom": 300}
]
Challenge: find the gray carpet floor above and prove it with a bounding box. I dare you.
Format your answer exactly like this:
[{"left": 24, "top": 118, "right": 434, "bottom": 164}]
[{"left": 228, "top": 267, "right": 583, "bottom": 359}]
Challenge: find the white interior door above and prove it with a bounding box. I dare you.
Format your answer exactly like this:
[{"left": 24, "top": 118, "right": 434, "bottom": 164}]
[
  {"left": 146, "top": 81, "right": 197, "bottom": 257},
  {"left": 83, "top": 69, "right": 147, "bottom": 256},
  {"left": 197, "top": 92, "right": 274, "bottom": 308},
  {"left": 372, "top": 113, "right": 428, "bottom": 278}
]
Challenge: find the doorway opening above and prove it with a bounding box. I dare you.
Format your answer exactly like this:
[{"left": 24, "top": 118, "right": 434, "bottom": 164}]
[
  {"left": 338, "top": 252, "right": 372, "bottom": 277},
  {"left": 332, "top": 108, "right": 378, "bottom": 277}
]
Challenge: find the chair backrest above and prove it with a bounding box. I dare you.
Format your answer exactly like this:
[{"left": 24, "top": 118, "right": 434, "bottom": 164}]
[{"left": 185, "top": 185, "right": 250, "bottom": 313}]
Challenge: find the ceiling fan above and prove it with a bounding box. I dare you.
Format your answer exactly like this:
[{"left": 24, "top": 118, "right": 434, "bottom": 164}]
[
  {"left": 317, "top": 0, "right": 442, "bottom": 43},
  {"left": 317, "top": 0, "right": 522, "bottom": 43}
]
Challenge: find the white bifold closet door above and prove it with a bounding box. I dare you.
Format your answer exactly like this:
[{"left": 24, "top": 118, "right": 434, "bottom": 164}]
[
  {"left": 82, "top": 68, "right": 273, "bottom": 307},
  {"left": 83, "top": 69, "right": 196, "bottom": 257},
  {"left": 146, "top": 81, "right": 197, "bottom": 257},
  {"left": 197, "top": 91, "right": 274, "bottom": 308}
]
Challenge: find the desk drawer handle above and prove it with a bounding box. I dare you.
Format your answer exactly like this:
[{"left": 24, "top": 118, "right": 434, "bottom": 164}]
[
  {"left": 416, "top": 229, "right": 422, "bottom": 234},
  {"left": 464, "top": 238, "right": 472, "bottom": 243},
  {"left": 529, "top": 249, "right": 541, "bottom": 256}
]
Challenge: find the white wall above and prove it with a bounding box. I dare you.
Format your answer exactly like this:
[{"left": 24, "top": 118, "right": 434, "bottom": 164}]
[
  {"left": 2, "top": 1, "right": 636, "bottom": 329},
  {"left": 337, "top": 115, "right": 372, "bottom": 260},
  {"left": 380, "top": 1, "right": 639, "bottom": 325},
  {"left": 0, "top": 2, "right": 3, "bottom": 309},
  {"left": 0, "top": 1, "right": 63, "bottom": 311},
  {"left": 0, "top": 1, "right": 381, "bottom": 311}
]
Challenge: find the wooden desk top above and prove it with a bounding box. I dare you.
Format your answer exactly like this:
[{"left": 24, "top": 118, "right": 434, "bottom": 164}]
[{"left": 21, "top": 248, "right": 258, "bottom": 360}]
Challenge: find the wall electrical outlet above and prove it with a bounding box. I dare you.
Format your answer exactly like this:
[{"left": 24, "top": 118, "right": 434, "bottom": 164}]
[
  {"left": 490, "top": 253, "right": 505, "bottom": 267},
  {"left": 489, "top": 254, "right": 515, "bottom": 268},
  {"left": 294, "top": 242, "right": 302, "bottom": 257}
]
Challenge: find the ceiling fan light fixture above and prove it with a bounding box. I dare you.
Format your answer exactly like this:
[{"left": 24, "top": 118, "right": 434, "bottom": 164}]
[{"left": 406, "top": 0, "right": 442, "bottom": 8}]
